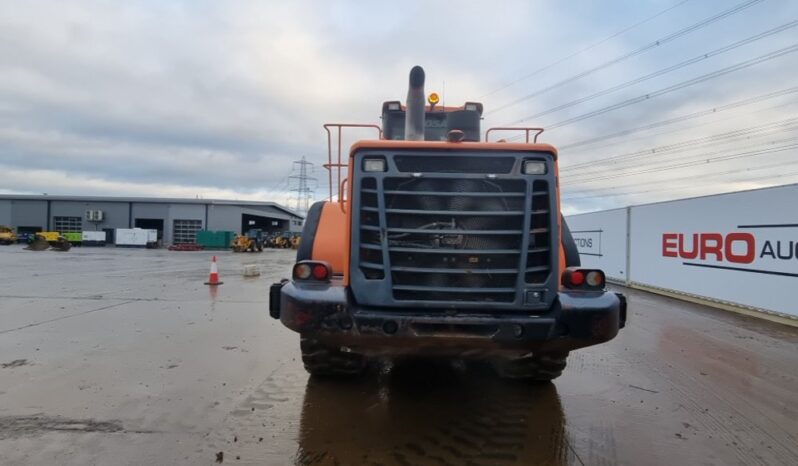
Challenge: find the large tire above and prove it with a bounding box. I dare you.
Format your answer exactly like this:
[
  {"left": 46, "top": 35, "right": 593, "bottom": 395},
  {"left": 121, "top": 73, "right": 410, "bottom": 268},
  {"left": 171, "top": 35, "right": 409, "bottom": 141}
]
[
  {"left": 492, "top": 352, "right": 569, "bottom": 381},
  {"left": 300, "top": 336, "right": 366, "bottom": 377}
]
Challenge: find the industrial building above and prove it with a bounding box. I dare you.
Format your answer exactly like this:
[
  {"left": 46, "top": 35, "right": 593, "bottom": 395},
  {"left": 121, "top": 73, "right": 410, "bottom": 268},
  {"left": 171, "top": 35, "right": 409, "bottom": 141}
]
[{"left": 0, "top": 195, "right": 304, "bottom": 246}]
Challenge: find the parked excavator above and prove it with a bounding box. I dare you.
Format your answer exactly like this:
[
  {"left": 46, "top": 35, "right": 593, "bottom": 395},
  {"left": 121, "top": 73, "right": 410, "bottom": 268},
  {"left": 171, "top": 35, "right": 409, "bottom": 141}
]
[{"left": 269, "top": 66, "right": 626, "bottom": 380}]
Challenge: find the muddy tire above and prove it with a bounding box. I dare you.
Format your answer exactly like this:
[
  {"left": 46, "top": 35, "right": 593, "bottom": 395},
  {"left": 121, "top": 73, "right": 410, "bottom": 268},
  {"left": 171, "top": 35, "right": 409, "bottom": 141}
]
[
  {"left": 492, "top": 352, "right": 568, "bottom": 381},
  {"left": 300, "top": 337, "right": 366, "bottom": 377}
]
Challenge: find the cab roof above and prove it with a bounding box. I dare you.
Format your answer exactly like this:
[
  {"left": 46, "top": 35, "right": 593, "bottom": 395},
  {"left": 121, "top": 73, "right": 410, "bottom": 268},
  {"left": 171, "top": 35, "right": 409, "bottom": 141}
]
[{"left": 349, "top": 139, "right": 559, "bottom": 160}]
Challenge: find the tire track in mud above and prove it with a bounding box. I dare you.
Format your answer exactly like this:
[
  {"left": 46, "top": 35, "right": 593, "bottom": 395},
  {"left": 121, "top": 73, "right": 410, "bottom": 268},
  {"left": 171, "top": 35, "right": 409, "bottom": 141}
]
[
  {"left": 0, "top": 300, "right": 135, "bottom": 335},
  {"left": 584, "top": 319, "right": 798, "bottom": 466},
  {"left": 389, "top": 389, "right": 573, "bottom": 466},
  {"left": 563, "top": 289, "right": 798, "bottom": 465},
  {"left": 641, "top": 349, "right": 797, "bottom": 465},
  {"left": 201, "top": 360, "right": 582, "bottom": 466},
  {"left": 296, "top": 362, "right": 578, "bottom": 466},
  {"left": 0, "top": 415, "right": 156, "bottom": 439},
  {"left": 202, "top": 363, "right": 308, "bottom": 465}
]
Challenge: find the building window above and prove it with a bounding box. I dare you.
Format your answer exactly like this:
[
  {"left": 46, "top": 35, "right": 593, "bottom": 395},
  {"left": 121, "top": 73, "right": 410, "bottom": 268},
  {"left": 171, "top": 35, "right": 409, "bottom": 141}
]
[
  {"left": 173, "top": 219, "right": 202, "bottom": 244},
  {"left": 53, "top": 216, "right": 82, "bottom": 233}
]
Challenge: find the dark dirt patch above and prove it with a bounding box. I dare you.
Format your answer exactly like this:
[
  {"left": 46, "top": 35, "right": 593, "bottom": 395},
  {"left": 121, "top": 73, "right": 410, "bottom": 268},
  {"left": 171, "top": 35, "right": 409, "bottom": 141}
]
[
  {"left": 2, "top": 359, "right": 29, "bottom": 368},
  {"left": 0, "top": 415, "right": 153, "bottom": 439}
]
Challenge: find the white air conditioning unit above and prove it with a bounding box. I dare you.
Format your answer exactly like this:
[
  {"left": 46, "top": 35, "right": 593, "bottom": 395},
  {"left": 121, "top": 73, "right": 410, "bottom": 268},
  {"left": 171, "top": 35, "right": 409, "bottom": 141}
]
[{"left": 85, "top": 210, "right": 104, "bottom": 222}]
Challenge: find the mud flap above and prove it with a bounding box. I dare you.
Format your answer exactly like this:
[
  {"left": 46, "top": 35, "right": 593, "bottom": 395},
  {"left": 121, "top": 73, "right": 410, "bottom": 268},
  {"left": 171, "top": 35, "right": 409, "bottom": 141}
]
[
  {"left": 616, "top": 293, "right": 627, "bottom": 328},
  {"left": 562, "top": 217, "right": 581, "bottom": 267},
  {"left": 270, "top": 280, "right": 288, "bottom": 319},
  {"left": 296, "top": 201, "right": 325, "bottom": 262}
]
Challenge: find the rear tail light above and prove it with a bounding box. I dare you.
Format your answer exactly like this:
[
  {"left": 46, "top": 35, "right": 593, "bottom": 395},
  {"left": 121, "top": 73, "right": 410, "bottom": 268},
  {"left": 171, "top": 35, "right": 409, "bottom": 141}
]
[
  {"left": 585, "top": 270, "right": 604, "bottom": 287},
  {"left": 563, "top": 267, "right": 605, "bottom": 290},
  {"left": 293, "top": 263, "right": 312, "bottom": 280},
  {"left": 293, "top": 260, "right": 331, "bottom": 282},
  {"left": 569, "top": 270, "right": 585, "bottom": 286},
  {"left": 311, "top": 263, "right": 329, "bottom": 280}
]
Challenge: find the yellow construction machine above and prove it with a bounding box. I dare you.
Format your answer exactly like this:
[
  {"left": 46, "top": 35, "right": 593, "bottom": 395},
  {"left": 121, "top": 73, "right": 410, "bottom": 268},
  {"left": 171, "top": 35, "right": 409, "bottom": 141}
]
[
  {"left": 25, "top": 231, "right": 71, "bottom": 251},
  {"left": 232, "top": 229, "right": 264, "bottom": 252},
  {"left": 269, "top": 232, "right": 300, "bottom": 249},
  {"left": 0, "top": 226, "right": 17, "bottom": 245}
]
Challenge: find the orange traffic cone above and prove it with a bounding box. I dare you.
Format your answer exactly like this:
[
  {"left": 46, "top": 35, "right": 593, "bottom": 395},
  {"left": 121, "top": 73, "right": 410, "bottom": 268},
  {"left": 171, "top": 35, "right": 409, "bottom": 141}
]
[{"left": 205, "top": 255, "right": 224, "bottom": 286}]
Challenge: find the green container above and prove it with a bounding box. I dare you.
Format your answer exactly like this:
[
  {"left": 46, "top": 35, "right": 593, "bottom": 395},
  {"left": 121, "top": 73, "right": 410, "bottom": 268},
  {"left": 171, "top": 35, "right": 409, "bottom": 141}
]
[
  {"left": 63, "top": 232, "right": 83, "bottom": 243},
  {"left": 196, "top": 230, "right": 235, "bottom": 249}
]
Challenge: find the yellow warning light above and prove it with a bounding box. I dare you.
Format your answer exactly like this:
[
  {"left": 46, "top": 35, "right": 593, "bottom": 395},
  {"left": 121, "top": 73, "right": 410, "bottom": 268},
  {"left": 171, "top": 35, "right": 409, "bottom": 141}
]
[{"left": 428, "top": 92, "right": 440, "bottom": 105}]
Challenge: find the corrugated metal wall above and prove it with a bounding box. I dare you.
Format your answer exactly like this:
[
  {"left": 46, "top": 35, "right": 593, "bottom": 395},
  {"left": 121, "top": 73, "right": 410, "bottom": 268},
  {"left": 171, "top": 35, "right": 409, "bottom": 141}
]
[{"left": 0, "top": 198, "right": 302, "bottom": 245}]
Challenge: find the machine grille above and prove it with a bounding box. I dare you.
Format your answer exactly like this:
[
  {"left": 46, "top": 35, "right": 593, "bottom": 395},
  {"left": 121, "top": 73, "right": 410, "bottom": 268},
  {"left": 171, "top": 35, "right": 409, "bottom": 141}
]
[{"left": 356, "top": 164, "right": 553, "bottom": 304}]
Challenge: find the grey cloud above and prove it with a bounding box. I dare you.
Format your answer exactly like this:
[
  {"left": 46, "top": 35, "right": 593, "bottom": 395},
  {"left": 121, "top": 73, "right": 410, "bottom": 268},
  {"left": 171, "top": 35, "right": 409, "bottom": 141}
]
[{"left": 1, "top": 0, "right": 797, "bottom": 212}]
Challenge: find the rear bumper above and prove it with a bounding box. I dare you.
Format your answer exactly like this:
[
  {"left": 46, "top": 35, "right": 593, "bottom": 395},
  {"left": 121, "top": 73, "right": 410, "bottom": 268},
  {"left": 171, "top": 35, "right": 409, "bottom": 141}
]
[{"left": 271, "top": 281, "right": 626, "bottom": 355}]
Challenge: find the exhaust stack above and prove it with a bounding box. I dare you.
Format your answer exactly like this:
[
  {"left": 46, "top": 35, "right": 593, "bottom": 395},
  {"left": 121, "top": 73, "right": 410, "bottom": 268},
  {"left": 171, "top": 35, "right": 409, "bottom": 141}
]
[{"left": 404, "top": 66, "right": 426, "bottom": 141}]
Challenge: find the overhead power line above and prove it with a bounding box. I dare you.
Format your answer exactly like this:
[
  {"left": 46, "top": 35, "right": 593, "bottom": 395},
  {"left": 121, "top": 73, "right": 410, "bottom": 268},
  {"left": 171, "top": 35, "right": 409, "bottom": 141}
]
[
  {"left": 479, "top": 0, "right": 692, "bottom": 99},
  {"left": 559, "top": 87, "right": 798, "bottom": 151},
  {"left": 563, "top": 163, "right": 798, "bottom": 202},
  {"left": 566, "top": 137, "right": 798, "bottom": 188},
  {"left": 562, "top": 116, "right": 798, "bottom": 173},
  {"left": 511, "top": 21, "right": 798, "bottom": 124},
  {"left": 564, "top": 141, "right": 798, "bottom": 183},
  {"left": 505, "top": 43, "right": 798, "bottom": 138},
  {"left": 563, "top": 158, "right": 798, "bottom": 199},
  {"left": 565, "top": 133, "right": 798, "bottom": 182},
  {"left": 566, "top": 97, "right": 798, "bottom": 162},
  {"left": 489, "top": 0, "right": 764, "bottom": 115}
]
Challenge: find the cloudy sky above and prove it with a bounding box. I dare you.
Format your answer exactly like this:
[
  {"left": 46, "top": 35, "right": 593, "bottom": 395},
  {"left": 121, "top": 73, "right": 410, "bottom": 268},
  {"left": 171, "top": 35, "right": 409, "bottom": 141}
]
[{"left": 1, "top": 0, "right": 797, "bottom": 214}]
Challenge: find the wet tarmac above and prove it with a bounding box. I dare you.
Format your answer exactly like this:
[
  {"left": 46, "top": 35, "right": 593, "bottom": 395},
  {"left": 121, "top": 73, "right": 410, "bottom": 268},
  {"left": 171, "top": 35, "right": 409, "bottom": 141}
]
[{"left": 0, "top": 245, "right": 796, "bottom": 465}]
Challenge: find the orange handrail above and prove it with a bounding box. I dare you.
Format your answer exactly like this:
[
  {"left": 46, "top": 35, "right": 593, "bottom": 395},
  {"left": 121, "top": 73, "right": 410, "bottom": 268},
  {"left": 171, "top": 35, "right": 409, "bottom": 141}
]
[
  {"left": 485, "top": 127, "right": 545, "bottom": 143},
  {"left": 323, "top": 124, "right": 382, "bottom": 201}
]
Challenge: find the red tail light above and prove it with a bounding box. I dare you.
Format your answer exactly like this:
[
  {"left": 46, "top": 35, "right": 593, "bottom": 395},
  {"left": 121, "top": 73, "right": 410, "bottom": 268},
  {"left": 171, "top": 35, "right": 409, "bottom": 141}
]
[
  {"left": 563, "top": 267, "right": 605, "bottom": 290},
  {"left": 312, "top": 264, "right": 329, "bottom": 280},
  {"left": 569, "top": 270, "right": 585, "bottom": 286}
]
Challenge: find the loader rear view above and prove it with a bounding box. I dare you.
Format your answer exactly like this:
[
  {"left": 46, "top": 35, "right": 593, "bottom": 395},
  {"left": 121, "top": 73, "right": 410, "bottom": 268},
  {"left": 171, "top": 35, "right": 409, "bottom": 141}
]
[{"left": 270, "top": 66, "right": 626, "bottom": 380}]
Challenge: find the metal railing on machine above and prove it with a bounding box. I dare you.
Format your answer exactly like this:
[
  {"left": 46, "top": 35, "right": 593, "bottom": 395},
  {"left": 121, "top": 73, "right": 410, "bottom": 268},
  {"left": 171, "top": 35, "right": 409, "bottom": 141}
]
[{"left": 323, "top": 124, "right": 383, "bottom": 210}]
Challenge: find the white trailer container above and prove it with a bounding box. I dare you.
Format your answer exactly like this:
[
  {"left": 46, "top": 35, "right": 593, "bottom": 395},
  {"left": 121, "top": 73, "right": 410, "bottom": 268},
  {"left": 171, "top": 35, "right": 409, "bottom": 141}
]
[
  {"left": 146, "top": 229, "right": 158, "bottom": 248},
  {"left": 629, "top": 184, "right": 798, "bottom": 318},
  {"left": 82, "top": 230, "right": 106, "bottom": 247},
  {"left": 566, "top": 208, "right": 629, "bottom": 282},
  {"left": 115, "top": 228, "right": 157, "bottom": 247},
  {"left": 567, "top": 183, "right": 798, "bottom": 322}
]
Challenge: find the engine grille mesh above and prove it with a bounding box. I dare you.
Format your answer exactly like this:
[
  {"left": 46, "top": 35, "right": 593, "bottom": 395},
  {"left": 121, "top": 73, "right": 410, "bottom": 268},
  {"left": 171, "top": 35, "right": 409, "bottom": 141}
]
[{"left": 357, "top": 170, "right": 552, "bottom": 304}]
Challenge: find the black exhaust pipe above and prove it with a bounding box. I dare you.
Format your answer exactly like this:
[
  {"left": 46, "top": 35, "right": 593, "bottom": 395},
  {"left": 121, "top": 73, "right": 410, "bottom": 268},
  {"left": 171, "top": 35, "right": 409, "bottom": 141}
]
[{"left": 405, "top": 66, "right": 425, "bottom": 141}]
